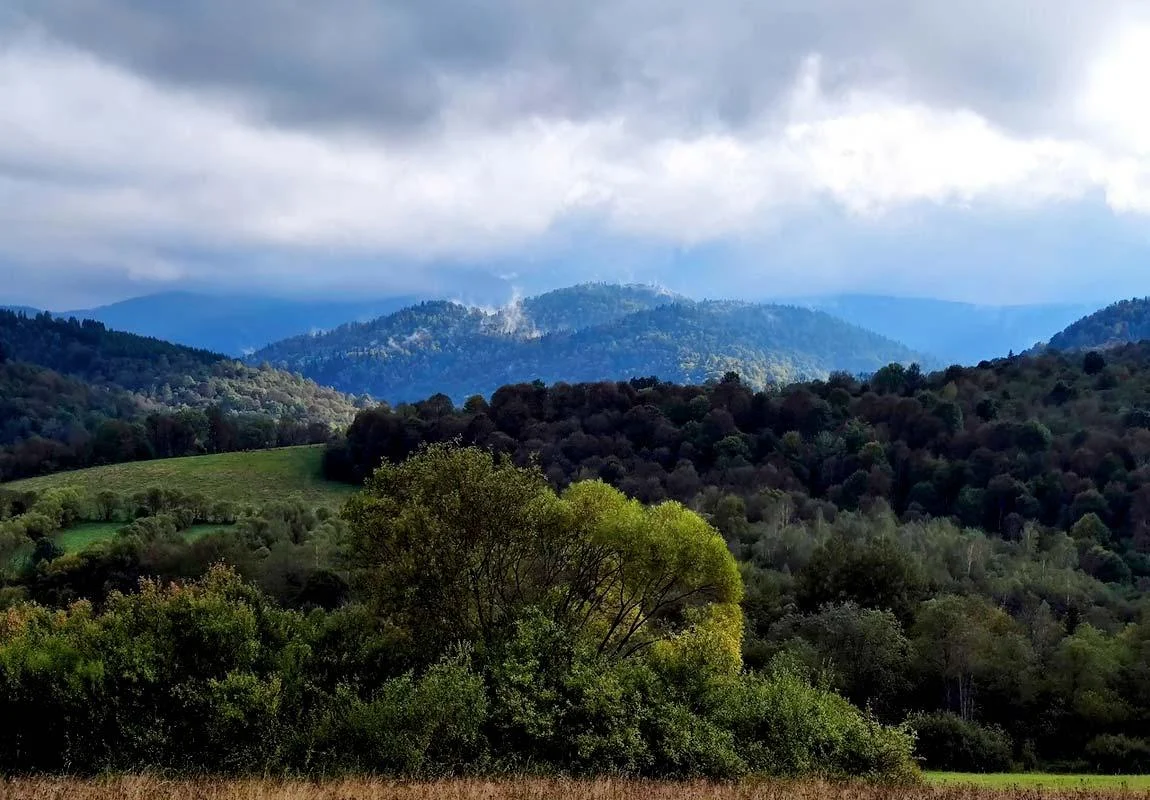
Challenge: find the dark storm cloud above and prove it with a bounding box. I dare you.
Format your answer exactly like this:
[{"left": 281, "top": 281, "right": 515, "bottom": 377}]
[{"left": 7, "top": 0, "right": 1133, "bottom": 135}]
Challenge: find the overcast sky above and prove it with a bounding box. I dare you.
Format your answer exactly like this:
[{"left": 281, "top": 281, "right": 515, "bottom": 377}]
[{"left": 3, "top": 0, "right": 1150, "bottom": 308}]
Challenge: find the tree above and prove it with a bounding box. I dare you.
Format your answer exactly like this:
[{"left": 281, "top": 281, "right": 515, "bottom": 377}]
[
  {"left": 769, "top": 603, "right": 911, "bottom": 719},
  {"left": 911, "top": 595, "right": 1031, "bottom": 723},
  {"left": 796, "top": 535, "right": 926, "bottom": 623},
  {"left": 1084, "top": 351, "right": 1107, "bottom": 375},
  {"left": 342, "top": 444, "right": 743, "bottom": 665}
]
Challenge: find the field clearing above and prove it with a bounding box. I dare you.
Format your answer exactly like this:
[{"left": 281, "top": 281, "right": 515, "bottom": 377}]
[
  {"left": 925, "top": 774, "right": 1150, "bottom": 790},
  {"left": 57, "top": 522, "right": 236, "bottom": 551},
  {"left": 3, "top": 778, "right": 1150, "bottom": 800},
  {"left": 55, "top": 522, "right": 123, "bottom": 552},
  {"left": 2, "top": 446, "right": 356, "bottom": 508}
]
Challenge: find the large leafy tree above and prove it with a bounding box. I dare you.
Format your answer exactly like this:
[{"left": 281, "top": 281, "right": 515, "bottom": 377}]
[{"left": 341, "top": 444, "right": 742, "bottom": 665}]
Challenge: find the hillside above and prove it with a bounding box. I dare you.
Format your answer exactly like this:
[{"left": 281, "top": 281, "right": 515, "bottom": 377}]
[
  {"left": 61, "top": 291, "right": 420, "bottom": 356},
  {"left": 0, "top": 310, "right": 358, "bottom": 423},
  {"left": 5, "top": 446, "right": 353, "bottom": 507},
  {"left": 1046, "top": 297, "right": 1150, "bottom": 351},
  {"left": 250, "top": 286, "right": 923, "bottom": 402},
  {"left": 795, "top": 294, "right": 1093, "bottom": 365},
  {"left": 0, "top": 310, "right": 361, "bottom": 481}
]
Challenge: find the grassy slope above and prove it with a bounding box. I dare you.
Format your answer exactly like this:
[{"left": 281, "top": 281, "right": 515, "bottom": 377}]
[
  {"left": 3, "top": 446, "right": 356, "bottom": 508},
  {"left": 926, "top": 772, "right": 1150, "bottom": 789}
]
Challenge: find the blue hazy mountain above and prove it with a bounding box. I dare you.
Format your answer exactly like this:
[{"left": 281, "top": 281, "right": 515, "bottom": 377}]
[
  {"left": 59, "top": 292, "right": 421, "bottom": 356},
  {"left": 788, "top": 294, "right": 1096, "bottom": 365},
  {"left": 250, "top": 285, "right": 926, "bottom": 403}
]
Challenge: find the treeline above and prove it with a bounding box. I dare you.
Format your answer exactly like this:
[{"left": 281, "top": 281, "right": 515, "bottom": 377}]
[
  {"left": 0, "top": 448, "right": 916, "bottom": 780},
  {"left": 326, "top": 346, "right": 1150, "bottom": 569}
]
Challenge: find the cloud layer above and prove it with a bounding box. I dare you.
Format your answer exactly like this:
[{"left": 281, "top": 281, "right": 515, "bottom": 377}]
[{"left": 3, "top": 0, "right": 1150, "bottom": 306}]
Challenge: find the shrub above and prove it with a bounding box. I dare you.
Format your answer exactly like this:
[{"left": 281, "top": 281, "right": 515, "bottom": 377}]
[
  {"left": 712, "top": 662, "right": 918, "bottom": 782},
  {"left": 909, "top": 712, "right": 1012, "bottom": 772},
  {"left": 1085, "top": 734, "right": 1150, "bottom": 774}
]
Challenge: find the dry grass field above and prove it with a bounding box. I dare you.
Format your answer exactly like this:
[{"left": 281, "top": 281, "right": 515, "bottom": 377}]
[{"left": 3, "top": 778, "right": 1150, "bottom": 800}]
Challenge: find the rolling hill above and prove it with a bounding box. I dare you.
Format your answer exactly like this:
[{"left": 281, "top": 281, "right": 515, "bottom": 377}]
[
  {"left": 0, "top": 310, "right": 361, "bottom": 482},
  {"left": 249, "top": 285, "right": 925, "bottom": 403},
  {"left": 1046, "top": 297, "right": 1150, "bottom": 352},
  {"left": 0, "top": 309, "right": 359, "bottom": 423}
]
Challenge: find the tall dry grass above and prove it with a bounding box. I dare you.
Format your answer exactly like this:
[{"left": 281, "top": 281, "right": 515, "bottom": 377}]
[{"left": 1, "top": 778, "right": 1147, "bottom": 800}]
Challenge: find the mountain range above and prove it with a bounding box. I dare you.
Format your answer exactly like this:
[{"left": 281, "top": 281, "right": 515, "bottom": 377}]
[
  {"left": 247, "top": 285, "right": 926, "bottom": 403},
  {"left": 18, "top": 287, "right": 1100, "bottom": 369}
]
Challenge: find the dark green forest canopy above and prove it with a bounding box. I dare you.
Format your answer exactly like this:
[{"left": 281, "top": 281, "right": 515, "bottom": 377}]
[{"left": 326, "top": 344, "right": 1150, "bottom": 555}]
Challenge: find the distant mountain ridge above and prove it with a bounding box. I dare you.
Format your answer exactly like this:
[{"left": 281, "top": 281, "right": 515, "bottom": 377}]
[
  {"left": 1045, "top": 297, "right": 1150, "bottom": 352},
  {"left": 249, "top": 284, "right": 925, "bottom": 403},
  {"left": 57, "top": 292, "right": 422, "bottom": 356},
  {"left": 790, "top": 294, "right": 1095, "bottom": 365}
]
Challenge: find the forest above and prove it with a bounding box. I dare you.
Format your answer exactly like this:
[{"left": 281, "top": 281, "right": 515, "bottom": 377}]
[
  {"left": 0, "top": 447, "right": 915, "bottom": 780},
  {"left": 319, "top": 344, "right": 1150, "bottom": 772}
]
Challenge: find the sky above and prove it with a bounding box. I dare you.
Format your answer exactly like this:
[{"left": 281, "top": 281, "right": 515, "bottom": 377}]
[{"left": 3, "top": 1, "right": 1150, "bottom": 308}]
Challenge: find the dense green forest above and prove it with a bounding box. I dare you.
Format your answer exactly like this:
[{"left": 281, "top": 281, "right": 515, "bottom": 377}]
[
  {"left": 320, "top": 345, "right": 1150, "bottom": 772},
  {"left": 1047, "top": 297, "right": 1150, "bottom": 352},
  {"left": 0, "top": 448, "right": 915, "bottom": 779},
  {"left": 248, "top": 286, "right": 922, "bottom": 403},
  {"left": 0, "top": 311, "right": 360, "bottom": 481}
]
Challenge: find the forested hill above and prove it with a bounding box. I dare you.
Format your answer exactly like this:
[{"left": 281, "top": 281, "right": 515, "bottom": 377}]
[
  {"left": 328, "top": 342, "right": 1150, "bottom": 554},
  {"left": 250, "top": 286, "right": 923, "bottom": 403},
  {"left": 1047, "top": 297, "right": 1150, "bottom": 352},
  {"left": 516, "top": 282, "right": 682, "bottom": 331},
  {"left": 0, "top": 310, "right": 358, "bottom": 422},
  {"left": 0, "top": 310, "right": 361, "bottom": 481}
]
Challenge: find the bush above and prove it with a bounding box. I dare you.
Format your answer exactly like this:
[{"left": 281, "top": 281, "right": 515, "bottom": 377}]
[
  {"left": 1085, "top": 734, "right": 1150, "bottom": 774},
  {"left": 713, "top": 662, "right": 918, "bottom": 782},
  {"left": 909, "top": 712, "right": 1012, "bottom": 772}
]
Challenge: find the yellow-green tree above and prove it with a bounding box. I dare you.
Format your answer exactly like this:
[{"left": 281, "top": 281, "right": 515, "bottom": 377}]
[{"left": 342, "top": 444, "right": 742, "bottom": 668}]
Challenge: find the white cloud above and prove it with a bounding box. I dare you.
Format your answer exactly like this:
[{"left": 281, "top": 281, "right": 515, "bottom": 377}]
[{"left": 3, "top": 23, "right": 1150, "bottom": 300}]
